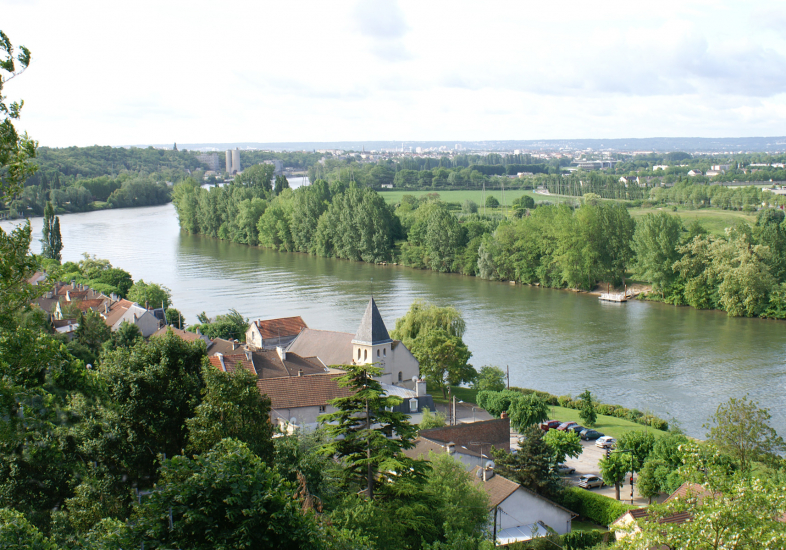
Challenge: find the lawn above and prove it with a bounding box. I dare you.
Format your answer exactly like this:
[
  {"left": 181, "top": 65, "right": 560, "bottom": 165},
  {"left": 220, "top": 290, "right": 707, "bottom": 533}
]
[
  {"left": 548, "top": 405, "right": 668, "bottom": 441},
  {"left": 570, "top": 519, "right": 608, "bottom": 533},
  {"left": 627, "top": 206, "right": 756, "bottom": 236},
  {"left": 378, "top": 189, "right": 572, "bottom": 207}
]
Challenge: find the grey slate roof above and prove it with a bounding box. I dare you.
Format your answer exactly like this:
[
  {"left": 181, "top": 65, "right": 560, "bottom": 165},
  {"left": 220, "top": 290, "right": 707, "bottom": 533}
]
[{"left": 352, "top": 297, "right": 392, "bottom": 345}]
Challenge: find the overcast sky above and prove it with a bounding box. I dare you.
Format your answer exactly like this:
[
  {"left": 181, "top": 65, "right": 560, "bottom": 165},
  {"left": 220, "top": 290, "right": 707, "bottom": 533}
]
[{"left": 4, "top": 0, "right": 786, "bottom": 147}]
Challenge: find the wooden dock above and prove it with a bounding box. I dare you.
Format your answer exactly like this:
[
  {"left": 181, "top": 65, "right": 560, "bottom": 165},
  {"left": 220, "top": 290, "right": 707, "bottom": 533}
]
[{"left": 599, "top": 292, "right": 628, "bottom": 303}]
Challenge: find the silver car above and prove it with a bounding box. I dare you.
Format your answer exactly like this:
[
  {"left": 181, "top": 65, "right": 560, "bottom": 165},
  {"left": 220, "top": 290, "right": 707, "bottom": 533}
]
[
  {"left": 578, "top": 474, "right": 604, "bottom": 489},
  {"left": 595, "top": 436, "right": 616, "bottom": 449}
]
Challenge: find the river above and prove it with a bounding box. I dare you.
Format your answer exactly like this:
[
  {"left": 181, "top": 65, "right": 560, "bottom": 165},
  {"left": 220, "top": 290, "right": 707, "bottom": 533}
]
[{"left": 3, "top": 201, "right": 785, "bottom": 438}]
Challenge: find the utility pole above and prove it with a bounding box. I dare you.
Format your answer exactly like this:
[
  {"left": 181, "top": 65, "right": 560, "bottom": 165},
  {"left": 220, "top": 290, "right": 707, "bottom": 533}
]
[{"left": 506, "top": 365, "right": 510, "bottom": 389}]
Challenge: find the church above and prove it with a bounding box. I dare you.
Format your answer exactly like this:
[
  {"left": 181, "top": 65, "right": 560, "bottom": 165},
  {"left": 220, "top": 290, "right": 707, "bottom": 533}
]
[{"left": 285, "top": 297, "right": 421, "bottom": 389}]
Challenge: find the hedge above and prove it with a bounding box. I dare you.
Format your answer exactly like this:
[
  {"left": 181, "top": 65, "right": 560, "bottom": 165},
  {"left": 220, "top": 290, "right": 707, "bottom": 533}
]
[
  {"left": 560, "top": 530, "right": 608, "bottom": 550},
  {"left": 558, "top": 487, "right": 634, "bottom": 526}
]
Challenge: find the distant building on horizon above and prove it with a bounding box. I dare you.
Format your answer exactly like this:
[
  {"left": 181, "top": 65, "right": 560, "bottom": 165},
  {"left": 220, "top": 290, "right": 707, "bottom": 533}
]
[
  {"left": 226, "top": 148, "right": 241, "bottom": 174},
  {"left": 197, "top": 153, "right": 219, "bottom": 171}
]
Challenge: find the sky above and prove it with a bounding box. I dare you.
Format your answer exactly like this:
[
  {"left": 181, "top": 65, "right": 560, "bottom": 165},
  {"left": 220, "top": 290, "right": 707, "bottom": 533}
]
[{"left": 3, "top": 0, "right": 786, "bottom": 147}]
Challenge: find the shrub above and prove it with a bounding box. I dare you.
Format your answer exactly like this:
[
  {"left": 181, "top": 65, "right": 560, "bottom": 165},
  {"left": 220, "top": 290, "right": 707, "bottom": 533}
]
[
  {"left": 560, "top": 530, "right": 607, "bottom": 550},
  {"left": 558, "top": 487, "right": 633, "bottom": 526},
  {"left": 558, "top": 395, "right": 573, "bottom": 408}
]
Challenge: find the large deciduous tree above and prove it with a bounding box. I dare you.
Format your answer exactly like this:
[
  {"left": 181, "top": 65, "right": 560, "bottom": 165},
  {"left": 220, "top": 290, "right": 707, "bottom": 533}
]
[
  {"left": 132, "top": 439, "right": 325, "bottom": 550},
  {"left": 543, "top": 429, "right": 582, "bottom": 465},
  {"left": 632, "top": 212, "right": 683, "bottom": 296},
  {"left": 704, "top": 395, "right": 785, "bottom": 471},
  {"left": 391, "top": 301, "right": 475, "bottom": 398},
  {"left": 187, "top": 364, "right": 274, "bottom": 462}
]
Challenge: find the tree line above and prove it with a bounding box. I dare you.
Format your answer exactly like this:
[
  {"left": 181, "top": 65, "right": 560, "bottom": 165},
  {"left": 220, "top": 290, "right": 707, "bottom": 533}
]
[{"left": 175, "top": 180, "right": 786, "bottom": 318}]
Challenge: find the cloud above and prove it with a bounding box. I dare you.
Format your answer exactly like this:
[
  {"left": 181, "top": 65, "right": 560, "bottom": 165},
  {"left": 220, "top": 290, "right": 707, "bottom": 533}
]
[{"left": 352, "top": 0, "right": 413, "bottom": 62}]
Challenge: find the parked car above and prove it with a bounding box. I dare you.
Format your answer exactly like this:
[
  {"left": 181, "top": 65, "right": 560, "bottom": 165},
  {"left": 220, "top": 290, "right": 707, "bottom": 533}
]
[
  {"left": 578, "top": 474, "right": 604, "bottom": 489},
  {"left": 580, "top": 429, "right": 603, "bottom": 440},
  {"left": 595, "top": 436, "right": 616, "bottom": 448},
  {"left": 540, "top": 420, "right": 562, "bottom": 431},
  {"left": 556, "top": 464, "right": 576, "bottom": 475},
  {"left": 567, "top": 425, "right": 585, "bottom": 434},
  {"left": 557, "top": 422, "right": 578, "bottom": 431}
]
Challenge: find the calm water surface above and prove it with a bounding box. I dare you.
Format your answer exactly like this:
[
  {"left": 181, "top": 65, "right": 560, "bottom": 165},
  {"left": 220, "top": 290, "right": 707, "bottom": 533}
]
[{"left": 4, "top": 202, "right": 785, "bottom": 438}]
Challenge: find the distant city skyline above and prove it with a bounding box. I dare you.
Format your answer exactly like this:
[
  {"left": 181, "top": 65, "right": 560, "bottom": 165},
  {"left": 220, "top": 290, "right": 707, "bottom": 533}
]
[{"left": 4, "top": 0, "right": 786, "bottom": 147}]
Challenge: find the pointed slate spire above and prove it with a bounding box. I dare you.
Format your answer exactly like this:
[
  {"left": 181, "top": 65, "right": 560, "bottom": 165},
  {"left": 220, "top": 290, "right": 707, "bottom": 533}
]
[{"left": 352, "top": 297, "right": 392, "bottom": 345}]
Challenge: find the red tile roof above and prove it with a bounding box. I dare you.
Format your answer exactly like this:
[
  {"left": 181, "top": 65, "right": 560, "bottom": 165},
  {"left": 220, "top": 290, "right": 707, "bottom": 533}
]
[
  {"left": 208, "top": 353, "right": 256, "bottom": 375},
  {"left": 253, "top": 316, "right": 308, "bottom": 340},
  {"left": 256, "top": 373, "right": 354, "bottom": 409},
  {"left": 151, "top": 326, "right": 205, "bottom": 342}
]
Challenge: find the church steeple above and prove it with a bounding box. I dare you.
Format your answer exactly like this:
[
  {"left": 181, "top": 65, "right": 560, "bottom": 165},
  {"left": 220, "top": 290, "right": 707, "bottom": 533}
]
[{"left": 352, "top": 297, "right": 392, "bottom": 345}]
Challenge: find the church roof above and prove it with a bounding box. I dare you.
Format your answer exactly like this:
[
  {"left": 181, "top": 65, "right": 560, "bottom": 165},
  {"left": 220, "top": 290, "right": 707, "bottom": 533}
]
[{"left": 352, "top": 297, "right": 392, "bottom": 345}]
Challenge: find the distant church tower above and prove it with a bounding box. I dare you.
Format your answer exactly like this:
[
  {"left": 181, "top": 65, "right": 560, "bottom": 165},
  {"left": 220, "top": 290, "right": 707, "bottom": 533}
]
[{"left": 352, "top": 297, "right": 393, "bottom": 367}]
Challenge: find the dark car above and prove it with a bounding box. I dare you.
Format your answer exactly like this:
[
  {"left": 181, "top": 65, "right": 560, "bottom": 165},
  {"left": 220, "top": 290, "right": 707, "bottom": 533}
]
[
  {"left": 540, "top": 420, "right": 562, "bottom": 431},
  {"left": 567, "top": 425, "right": 585, "bottom": 434},
  {"left": 557, "top": 422, "right": 578, "bottom": 431},
  {"left": 580, "top": 429, "right": 603, "bottom": 440},
  {"left": 578, "top": 474, "right": 604, "bottom": 489}
]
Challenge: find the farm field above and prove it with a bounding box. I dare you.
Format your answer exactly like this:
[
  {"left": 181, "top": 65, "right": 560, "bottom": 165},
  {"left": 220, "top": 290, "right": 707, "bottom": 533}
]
[
  {"left": 627, "top": 206, "right": 756, "bottom": 236},
  {"left": 378, "top": 188, "right": 573, "bottom": 206}
]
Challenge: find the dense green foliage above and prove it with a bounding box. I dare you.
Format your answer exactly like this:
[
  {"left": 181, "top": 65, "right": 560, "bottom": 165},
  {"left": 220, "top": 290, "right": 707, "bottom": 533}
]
[
  {"left": 558, "top": 487, "right": 634, "bottom": 526},
  {"left": 173, "top": 179, "right": 399, "bottom": 262},
  {"left": 187, "top": 309, "right": 249, "bottom": 341}
]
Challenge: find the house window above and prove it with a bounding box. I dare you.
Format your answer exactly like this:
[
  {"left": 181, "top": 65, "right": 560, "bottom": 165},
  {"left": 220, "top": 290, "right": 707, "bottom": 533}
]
[
  {"left": 377, "top": 349, "right": 380, "bottom": 357},
  {"left": 357, "top": 348, "right": 361, "bottom": 360},
  {"left": 318, "top": 405, "right": 326, "bottom": 413},
  {"left": 398, "top": 371, "right": 402, "bottom": 382},
  {"left": 383, "top": 348, "right": 386, "bottom": 357},
  {"left": 364, "top": 349, "right": 367, "bottom": 360}
]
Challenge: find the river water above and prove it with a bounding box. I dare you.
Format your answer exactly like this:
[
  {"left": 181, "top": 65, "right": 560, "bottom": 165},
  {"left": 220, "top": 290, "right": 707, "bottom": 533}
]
[{"left": 3, "top": 201, "right": 785, "bottom": 438}]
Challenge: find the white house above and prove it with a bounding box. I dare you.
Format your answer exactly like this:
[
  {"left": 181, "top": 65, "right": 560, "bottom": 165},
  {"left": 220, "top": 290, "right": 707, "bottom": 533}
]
[{"left": 471, "top": 465, "right": 574, "bottom": 545}]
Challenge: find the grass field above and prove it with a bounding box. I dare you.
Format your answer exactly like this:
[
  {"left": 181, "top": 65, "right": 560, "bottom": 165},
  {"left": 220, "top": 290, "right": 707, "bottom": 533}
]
[
  {"left": 628, "top": 206, "right": 756, "bottom": 236},
  {"left": 548, "top": 406, "right": 668, "bottom": 440},
  {"left": 378, "top": 189, "right": 573, "bottom": 207}
]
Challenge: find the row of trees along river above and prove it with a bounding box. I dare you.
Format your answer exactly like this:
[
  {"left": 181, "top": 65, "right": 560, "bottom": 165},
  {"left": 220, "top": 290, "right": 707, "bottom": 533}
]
[{"left": 172, "top": 176, "right": 786, "bottom": 319}]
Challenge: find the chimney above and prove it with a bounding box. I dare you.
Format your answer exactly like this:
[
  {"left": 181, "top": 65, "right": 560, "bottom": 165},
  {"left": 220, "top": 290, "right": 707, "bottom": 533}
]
[
  {"left": 232, "top": 340, "right": 238, "bottom": 350},
  {"left": 483, "top": 464, "right": 495, "bottom": 482},
  {"left": 276, "top": 346, "right": 287, "bottom": 361},
  {"left": 500, "top": 411, "right": 508, "bottom": 419},
  {"left": 104, "top": 303, "right": 109, "bottom": 314},
  {"left": 245, "top": 349, "right": 252, "bottom": 361},
  {"left": 145, "top": 300, "right": 149, "bottom": 310},
  {"left": 415, "top": 379, "right": 427, "bottom": 397},
  {"left": 196, "top": 327, "right": 201, "bottom": 335},
  {"left": 297, "top": 369, "right": 303, "bottom": 377}
]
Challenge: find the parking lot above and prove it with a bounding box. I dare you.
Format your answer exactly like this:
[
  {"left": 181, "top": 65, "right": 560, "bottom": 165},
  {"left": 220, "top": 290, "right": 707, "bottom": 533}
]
[{"left": 562, "top": 440, "right": 652, "bottom": 506}]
